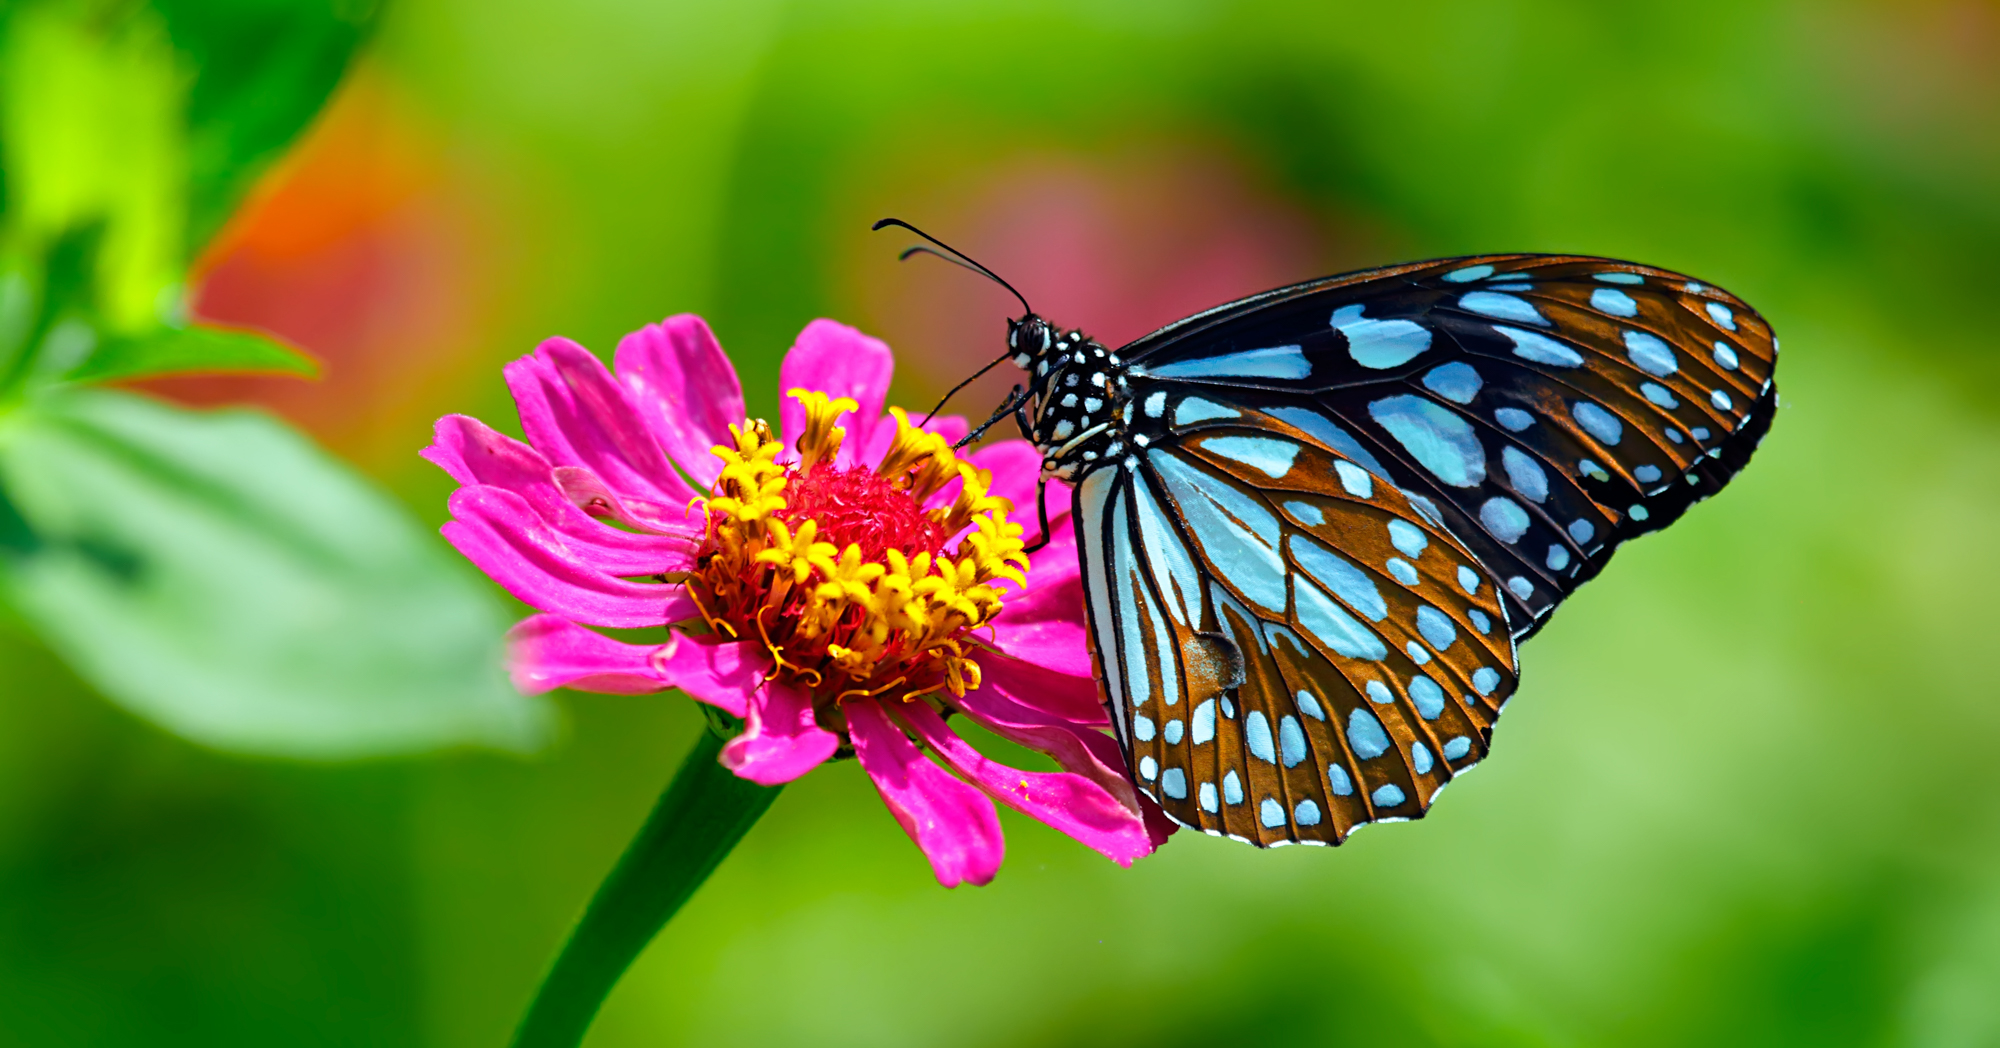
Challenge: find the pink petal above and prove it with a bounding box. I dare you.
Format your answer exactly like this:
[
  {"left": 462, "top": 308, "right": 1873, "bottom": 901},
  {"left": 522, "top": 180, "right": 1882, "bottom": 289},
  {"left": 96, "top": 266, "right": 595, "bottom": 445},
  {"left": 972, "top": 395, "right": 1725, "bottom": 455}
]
[
  {"left": 958, "top": 653, "right": 1134, "bottom": 811},
  {"left": 443, "top": 486, "right": 697, "bottom": 628},
  {"left": 964, "top": 439, "right": 1047, "bottom": 514},
  {"left": 719, "top": 676, "right": 839, "bottom": 785},
  {"left": 986, "top": 567, "right": 1092, "bottom": 679},
  {"left": 1139, "top": 792, "right": 1180, "bottom": 848},
  {"left": 892, "top": 699, "right": 1153, "bottom": 866},
  {"left": 614, "top": 315, "right": 744, "bottom": 487},
  {"left": 504, "top": 616, "right": 763, "bottom": 717},
  {"left": 847, "top": 698, "right": 1005, "bottom": 888},
  {"left": 426, "top": 417, "right": 699, "bottom": 575},
  {"left": 505, "top": 338, "right": 698, "bottom": 506},
  {"left": 778, "top": 320, "right": 893, "bottom": 467},
  {"left": 552, "top": 465, "right": 705, "bottom": 537},
  {"left": 506, "top": 614, "right": 671, "bottom": 695},
  {"left": 975, "top": 647, "right": 1107, "bottom": 727},
  {"left": 857, "top": 411, "right": 969, "bottom": 475}
]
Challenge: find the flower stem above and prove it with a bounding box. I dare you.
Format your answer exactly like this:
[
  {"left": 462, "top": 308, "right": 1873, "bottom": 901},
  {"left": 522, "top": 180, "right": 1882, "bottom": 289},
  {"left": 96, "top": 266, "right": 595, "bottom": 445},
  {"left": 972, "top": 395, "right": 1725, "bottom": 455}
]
[{"left": 510, "top": 728, "right": 781, "bottom": 1048}]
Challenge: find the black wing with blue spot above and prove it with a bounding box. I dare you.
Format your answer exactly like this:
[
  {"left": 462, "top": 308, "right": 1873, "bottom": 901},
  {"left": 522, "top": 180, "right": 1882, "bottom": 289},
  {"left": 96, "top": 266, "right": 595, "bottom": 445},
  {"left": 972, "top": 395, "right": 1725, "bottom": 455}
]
[{"left": 1114, "top": 254, "right": 1779, "bottom": 641}]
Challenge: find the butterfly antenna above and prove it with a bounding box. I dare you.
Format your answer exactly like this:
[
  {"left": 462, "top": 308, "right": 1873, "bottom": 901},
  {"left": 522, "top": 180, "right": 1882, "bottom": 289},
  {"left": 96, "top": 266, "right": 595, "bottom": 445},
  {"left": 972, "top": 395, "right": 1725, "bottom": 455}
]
[
  {"left": 922, "top": 349, "right": 1013, "bottom": 425},
  {"left": 872, "top": 217, "right": 1033, "bottom": 316}
]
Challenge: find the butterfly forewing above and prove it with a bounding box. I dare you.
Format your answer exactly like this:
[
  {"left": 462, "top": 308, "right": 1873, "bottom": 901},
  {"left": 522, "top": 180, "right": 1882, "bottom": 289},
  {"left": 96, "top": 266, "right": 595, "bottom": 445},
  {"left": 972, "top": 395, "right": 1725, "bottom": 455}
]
[
  {"left": 1119, "top": 255, "right": 1778, "bottom": 641},
  {"left": 1074, "top": 432, "right": 1518, "bottom": 845}
]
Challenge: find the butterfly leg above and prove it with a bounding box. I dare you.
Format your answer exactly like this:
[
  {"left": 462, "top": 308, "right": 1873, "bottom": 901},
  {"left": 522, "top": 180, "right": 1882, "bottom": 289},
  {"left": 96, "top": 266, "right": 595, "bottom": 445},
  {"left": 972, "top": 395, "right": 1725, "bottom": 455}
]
[
  {"left": 1022, "top": 475, "right": 1054, "bottom": 555},
  {"left": 954, "top": 385, "right": 1028, "bottom": 449}
]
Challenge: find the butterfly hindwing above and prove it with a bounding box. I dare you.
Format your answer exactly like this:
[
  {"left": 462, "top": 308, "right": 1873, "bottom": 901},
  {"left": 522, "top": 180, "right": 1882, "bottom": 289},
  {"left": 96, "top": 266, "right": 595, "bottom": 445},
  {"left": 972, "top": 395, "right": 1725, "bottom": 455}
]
[
  {"left": 1119, "top": 255, "right": 1778, "bottom": 640},
  {"left": 1073, "top": 435, "right": 1518, "bottom": 846}
]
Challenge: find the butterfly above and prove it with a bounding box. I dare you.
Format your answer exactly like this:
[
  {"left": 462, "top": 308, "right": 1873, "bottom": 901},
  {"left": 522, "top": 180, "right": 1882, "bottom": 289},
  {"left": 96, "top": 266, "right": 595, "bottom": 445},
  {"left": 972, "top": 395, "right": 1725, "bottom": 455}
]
[{"left": 878, "top": 222, "right": 1778, "bottom": 847}]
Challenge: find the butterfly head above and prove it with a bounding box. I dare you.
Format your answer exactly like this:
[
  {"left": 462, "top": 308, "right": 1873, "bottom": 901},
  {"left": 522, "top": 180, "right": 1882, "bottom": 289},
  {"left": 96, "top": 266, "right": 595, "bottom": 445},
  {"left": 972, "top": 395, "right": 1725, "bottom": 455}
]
[{"left": 1006, "top": 314, "right": 1054, "bottom": 369}]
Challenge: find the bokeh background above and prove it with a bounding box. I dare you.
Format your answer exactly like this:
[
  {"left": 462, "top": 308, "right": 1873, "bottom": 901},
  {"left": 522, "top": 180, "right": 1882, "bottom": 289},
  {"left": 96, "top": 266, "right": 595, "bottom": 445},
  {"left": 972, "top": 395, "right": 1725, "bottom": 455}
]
[{"left": 6, "top": 0, "right": 2000, "bottom": 1044}]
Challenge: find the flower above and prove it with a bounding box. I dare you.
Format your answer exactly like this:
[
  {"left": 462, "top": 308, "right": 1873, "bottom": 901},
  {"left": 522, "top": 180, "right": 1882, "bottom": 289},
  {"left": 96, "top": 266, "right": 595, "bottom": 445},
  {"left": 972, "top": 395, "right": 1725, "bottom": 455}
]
[{"left": 424, "top": 315, "right": 1171, "bottom": 886}]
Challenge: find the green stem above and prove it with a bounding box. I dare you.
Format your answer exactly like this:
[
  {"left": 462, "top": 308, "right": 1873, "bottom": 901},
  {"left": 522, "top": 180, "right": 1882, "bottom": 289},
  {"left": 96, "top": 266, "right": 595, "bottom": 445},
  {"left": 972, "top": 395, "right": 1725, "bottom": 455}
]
[{"left": 510, "top": 729, "right": 781, "bottom": 1048}]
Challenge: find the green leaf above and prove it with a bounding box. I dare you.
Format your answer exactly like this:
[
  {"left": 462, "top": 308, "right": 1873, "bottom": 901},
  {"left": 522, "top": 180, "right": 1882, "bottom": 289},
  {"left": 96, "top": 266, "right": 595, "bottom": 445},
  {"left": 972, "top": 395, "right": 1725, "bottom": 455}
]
[
  {"left": 66, "top": 321, "right": 319, "bottom": 383},
  {"left": 0, "top": 387, "right": 550, "bottom": 758},
  {"left": 153, "top": 0, "right": 379, "bottom": 252}
]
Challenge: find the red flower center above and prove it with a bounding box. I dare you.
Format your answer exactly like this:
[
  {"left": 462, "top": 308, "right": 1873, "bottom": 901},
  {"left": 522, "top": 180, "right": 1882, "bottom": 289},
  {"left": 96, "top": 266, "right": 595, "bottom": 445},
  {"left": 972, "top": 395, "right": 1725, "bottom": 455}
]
[{"left": 781, "top": 462, "right": 949, "bottom": 564}]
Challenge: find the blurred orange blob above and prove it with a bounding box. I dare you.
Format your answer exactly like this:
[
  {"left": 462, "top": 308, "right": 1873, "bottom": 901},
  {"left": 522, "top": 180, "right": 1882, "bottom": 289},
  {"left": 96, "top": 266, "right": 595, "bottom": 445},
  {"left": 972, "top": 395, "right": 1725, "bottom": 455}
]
[{"left": 146, "top": 66, "right": 503, "bottom": 473}]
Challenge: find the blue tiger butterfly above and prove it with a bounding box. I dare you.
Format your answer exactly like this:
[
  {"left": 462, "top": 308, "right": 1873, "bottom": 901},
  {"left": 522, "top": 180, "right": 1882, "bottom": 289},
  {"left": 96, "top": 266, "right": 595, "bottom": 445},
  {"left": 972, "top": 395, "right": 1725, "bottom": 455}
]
[{"left": 878, "top": 219, "right": 1778, "bottom": 847}]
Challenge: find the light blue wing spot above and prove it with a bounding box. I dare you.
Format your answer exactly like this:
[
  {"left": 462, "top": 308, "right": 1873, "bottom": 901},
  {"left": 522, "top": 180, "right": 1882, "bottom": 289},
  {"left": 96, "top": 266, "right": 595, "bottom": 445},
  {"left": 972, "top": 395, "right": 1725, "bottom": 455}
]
[
  {"left": 1294, "top": 799, "right": 1323, "bottom": 826},
  {"left": 1416, "top": 605, "right": 1458, "bottom": 651},
  {"left": 1199, "top": 781, "right": 1219, "bottom": 813},
  {"left": 1665, "top": 426, "right": 1684, "bottom": 444},
  {"left": 1635, "top": 464, "right": 1662, "bottom": 484},
  {"left": 1134, "top": 714, "right": 1156, "bottom": 742},
  {"left": 1469, "top": 608, "right": 1492, "bottom": 635},
  {"left": 1143, "top": 390, "right": 1167, "bottom": 417},
  {"left": 1161, "top": 767, "right": 1188, "bottom": 799},
  {"left": 1421, "top": 361, "right": 1484, "bottom": 404},
  {"left": 1279, "top": 716, "right": 1307, "bottom": 768},
  {"left": 1412, "top": 741, "right": 1434, "bottom": 775},
  {"left": 1202, "top": 435, "right": 1300, "bottom": 479},
  {"left": 1457, "top": 565, "right": 1480, "bottom": 594},
  {"left": 1409, "top": 676, "right": 1445, "bottom": 719},
  {"left": 1572, "top": 401, "right": 1625, "bottom": 445},
  {"left": 1131, "top": 478, "right": 1203, "bottom": 627},
  {"left": 1713, "top": 342, "right": 1740, "bottom": 370},
  {"left": 1223, "top": 770, "right": 1244, "bottom": 804},
  {"left": 1444, "top": 736, "right": 1472, "bottom": 760},
  {"left": 1164, "top": 719, "right": 1184, "bottom": 744},
  {"left": 1489, "top": 282, "right": 1533, "bottom": 291},
  {"left": 1388, "top": 519, "right": 1428, "bottom": 558},
  {"left": 1260, "top": 797, "right": 1287, "bottom": 827},
  {"left": 1594, "top": 271, "right": 1645, "bottom": 285},
  {"left": 1328, "top": 764, "right": 1355, "bottom": 796},
  {"left": 1174, "top": 396, "right": 1240, "bottom": 426},
  {"left": 1332, "top": 304, "right": 1433, "bottom": 368},
  {"left": 1295, "top": 579, "right": 1389, "bottom": 660},
  {"left": 1459, "top": 291, "right": 1548, "bottom": 327},
  {"left": 1630, "top": 503, "right": 1651, "bottom": 521},
  {"left": 1139, "top": 755, "right": 1158, "bottom": 780},
  {"left": 1496, "top": 325, "right": 1585, "bottom": 367},
  {"left": 1705, "top": 301, "right": 1738, "bottom": 331},
  {"left": 1405, "top": 494, "right": 1444, "bottom": 527},
  {"left": 1579, "top": 458, "right": 1610, "bottom": 481},
  {"left": 1146, "top": 344, "right": 1311, "bottom": 380},
  {"left": 1151, "top": 450, "right": 1287, "bottom": 613},
  {"left": 1288, "top": 533, "right": 1386, "bottom": 620},
  {"left": 1267, "top": 408, "right": 1392, "bottom": 479},
  {"left": 1479, "top": 496, "right": 1530, "bottom": 543},
  {"left": 1368, "top": 394, "right": 1487, "bottom": 488},
  {"left": 1590, "top": 288, "right": 1639, "bottom": 317},
  {"left": 1366, "top": 679, "right": 1393, "bottom": 704},
  {"left": 1691, "top": 426, "right": 1710, "bottom": 441},
  {"left": 1711, "top": 389, "right": 1734, "bottom": 411},
  {"left": 1245, "top": 711, "right": 1276, "bottom": 763},
  {"left": 1442, "top": 263, "right": 1495, "bottom": 282},
  {"left": 1191, "top": 699, "right": 1216, "bottom": 744},
  {"left": 1624, "top": 330, "right": 1678, "bottom": 376},
  {"left": 1472, "top": 667, "right": 1501, "bottom": 696},
  {"left": 1334, "top": 460, "right": 1373, "bottom": 498},
  {"left": 1347, "top": 708, "right": 1390, "bottom": 759},
  {"left": 1494, "top": 407, "right": 1535, "bottom": 431},
  {"left": 1547, "top": 545, "right": 1570, "bottom": 571},
  {"left": 1295, "top": 689, "right": 1325, "bottom": 720},
  {"left": 1372, "top": 783, "right": 1407, "bottom": 807},
  {"left": 1641, "top": 382, "right": 1679, "bottom": 408},
  {"left": 1568, "top": 518, "right": 1596, "bottom": 544},
  {"left": 1507, "top": 576, "right": 1534, "bottom": 600},
  {"left": 1501, "top": 446, "right": 1549, "bottom": 503},
  {"left": 1284, "top": 499, "right": 1324, "bottom": 526},
  {"left": 1222, "top": 696, "right": 1236, "bottom": 718},
  {"left": 1405, "top": 641, "right": 1432, "bottom": 665},
  {"left": 1387, "top": 557, "right": 1419, "bottom": 586}
]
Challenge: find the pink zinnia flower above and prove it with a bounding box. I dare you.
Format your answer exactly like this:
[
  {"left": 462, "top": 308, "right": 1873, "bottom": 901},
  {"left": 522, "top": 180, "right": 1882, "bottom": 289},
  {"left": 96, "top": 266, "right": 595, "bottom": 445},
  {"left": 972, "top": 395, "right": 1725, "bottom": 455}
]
[{"left": 424, "top": 315, "right": 1169, "bottom": 886}]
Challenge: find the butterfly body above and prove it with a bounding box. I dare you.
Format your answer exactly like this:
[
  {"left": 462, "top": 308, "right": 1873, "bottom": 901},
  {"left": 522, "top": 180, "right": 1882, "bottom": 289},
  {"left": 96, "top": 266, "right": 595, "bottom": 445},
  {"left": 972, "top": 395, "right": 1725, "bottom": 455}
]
[{"left": 1001, "top": 253, "right": 1778, "bottom": 848}]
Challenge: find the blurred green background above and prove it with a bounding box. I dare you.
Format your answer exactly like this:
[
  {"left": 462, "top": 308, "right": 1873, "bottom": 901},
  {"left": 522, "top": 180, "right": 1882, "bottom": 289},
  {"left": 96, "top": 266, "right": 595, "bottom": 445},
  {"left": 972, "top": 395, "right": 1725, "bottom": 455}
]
[{"left": 6, "top": 0, "right": 2000, "bottom": 1044}]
